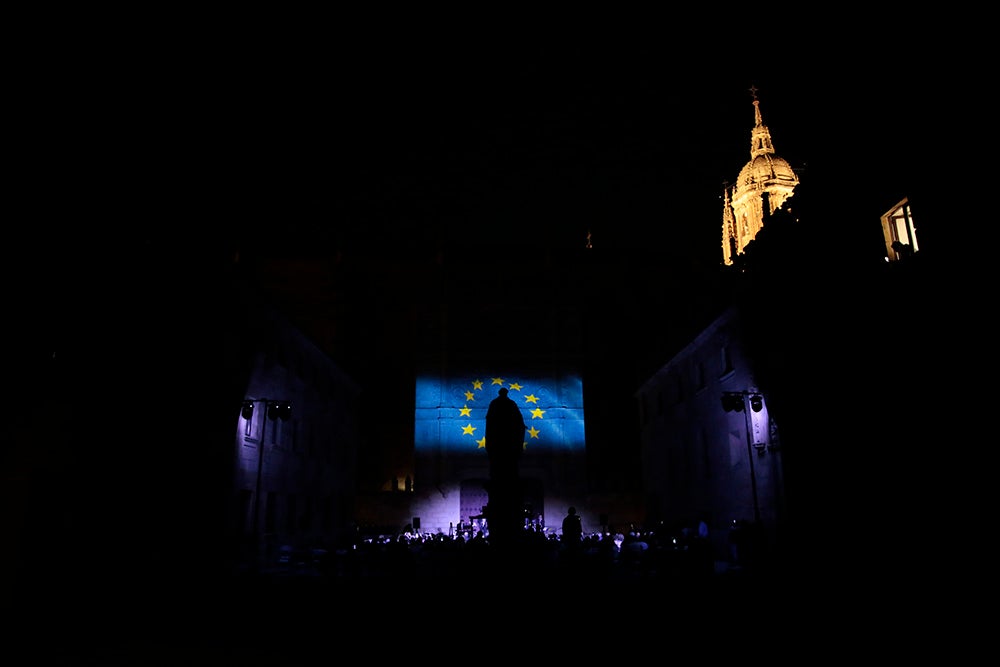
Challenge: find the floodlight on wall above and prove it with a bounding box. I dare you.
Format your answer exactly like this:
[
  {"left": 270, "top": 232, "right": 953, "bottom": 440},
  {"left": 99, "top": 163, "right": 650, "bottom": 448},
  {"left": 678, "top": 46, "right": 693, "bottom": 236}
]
[
  {"left": 267, "top": 401, "right": 292, "bottom": 421},
  {"left": 721, "top": 392, "right": 745, "bottom": 412},
  {"left": 242, "top": 397, "right": 292, "bottom": 572},
  {"left": 720, "top": 389, "right": 767, "bottom": 525}
]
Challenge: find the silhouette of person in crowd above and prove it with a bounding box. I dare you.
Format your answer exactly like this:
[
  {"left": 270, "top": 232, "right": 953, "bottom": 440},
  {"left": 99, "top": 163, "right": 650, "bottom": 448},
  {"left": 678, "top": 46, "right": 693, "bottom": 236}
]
[
  {"left": 559, "top": 506, "right": 584, "bottom": 571},
  {"left": 561, "top": 506, "right": 583, "bottom": 547},
  {"left": 485, "top": 386, "right": 526, "bottom": 547}
]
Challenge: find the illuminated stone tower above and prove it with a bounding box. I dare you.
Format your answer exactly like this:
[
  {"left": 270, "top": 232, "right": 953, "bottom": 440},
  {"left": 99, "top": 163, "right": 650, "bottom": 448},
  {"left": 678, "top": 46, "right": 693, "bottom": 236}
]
[{"left": 721, "top": 86, "right": 799, "bottom": 265}]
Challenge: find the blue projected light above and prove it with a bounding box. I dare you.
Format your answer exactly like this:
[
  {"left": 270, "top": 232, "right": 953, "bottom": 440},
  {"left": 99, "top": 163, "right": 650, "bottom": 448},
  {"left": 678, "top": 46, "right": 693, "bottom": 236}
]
[{"left": 415, "top": 372, "right": 585, "bottom": 454}]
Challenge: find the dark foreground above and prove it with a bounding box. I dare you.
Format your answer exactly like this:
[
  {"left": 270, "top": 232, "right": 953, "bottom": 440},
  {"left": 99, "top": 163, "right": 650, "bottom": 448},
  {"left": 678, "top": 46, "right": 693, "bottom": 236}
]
[{"left": 9, "top": 541, "right": 945, "bottom": 664}]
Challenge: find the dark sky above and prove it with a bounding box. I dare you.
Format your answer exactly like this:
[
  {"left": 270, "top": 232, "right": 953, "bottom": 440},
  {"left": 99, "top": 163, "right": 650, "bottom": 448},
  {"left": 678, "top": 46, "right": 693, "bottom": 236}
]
[
  {"left": 15, "top": 35, "right": 954, "bottom": 395},
  {"left": 219, "top": 58, "right": 927, "bottom": 262},
  {"left": 16, "top": 26, "right": 951, "bottom": 267},
  {"left": 20, "top": 40, "right": 933, "bottom": 263}
]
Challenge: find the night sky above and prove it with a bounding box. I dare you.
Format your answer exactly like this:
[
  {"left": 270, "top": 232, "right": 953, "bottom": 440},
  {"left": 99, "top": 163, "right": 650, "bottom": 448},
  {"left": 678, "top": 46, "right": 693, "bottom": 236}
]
[
  {"left": 19, "top": 40, "right": 939, "bottom": 256},
  {"left": 216, "top": 57, "right": 931, "bottom": 260}
]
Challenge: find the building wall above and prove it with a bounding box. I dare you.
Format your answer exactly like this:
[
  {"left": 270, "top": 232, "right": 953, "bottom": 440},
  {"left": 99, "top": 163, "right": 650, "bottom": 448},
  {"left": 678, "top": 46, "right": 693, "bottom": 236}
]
[
  {"left": 410, "top": 444, "right": 591, "bottom": 536},
  {"left": 232, "top": 299, "right": 361, "bottom": 568},
  {"left": 637, "top": 306, "right": 786, "bottom": 559}
]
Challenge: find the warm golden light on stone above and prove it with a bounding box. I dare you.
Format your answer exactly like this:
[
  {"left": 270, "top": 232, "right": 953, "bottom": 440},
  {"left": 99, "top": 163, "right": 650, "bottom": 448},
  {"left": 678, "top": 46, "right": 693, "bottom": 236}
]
[{"left": 722, "top": 87, "right": 799, "bottom": 265}]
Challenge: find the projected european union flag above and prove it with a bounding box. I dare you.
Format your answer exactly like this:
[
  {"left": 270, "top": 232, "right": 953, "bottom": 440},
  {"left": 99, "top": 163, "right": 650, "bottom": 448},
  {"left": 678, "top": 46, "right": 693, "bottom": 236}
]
[{"left": 415, "top": 372, "right": 585, "bottom": 454}]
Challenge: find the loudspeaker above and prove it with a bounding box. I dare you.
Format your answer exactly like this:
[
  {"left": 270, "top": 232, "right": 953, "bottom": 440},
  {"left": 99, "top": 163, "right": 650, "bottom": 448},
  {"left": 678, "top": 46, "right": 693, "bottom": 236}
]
[{"left": 412, "top": 517, "right": 420, "bottom": 530}]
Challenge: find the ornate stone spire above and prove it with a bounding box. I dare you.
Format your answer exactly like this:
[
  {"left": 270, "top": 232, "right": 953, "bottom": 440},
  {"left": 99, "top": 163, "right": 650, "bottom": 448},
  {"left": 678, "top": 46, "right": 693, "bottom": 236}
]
[{"left": 720, "top": 86, "right": 800, "bottom": 266}]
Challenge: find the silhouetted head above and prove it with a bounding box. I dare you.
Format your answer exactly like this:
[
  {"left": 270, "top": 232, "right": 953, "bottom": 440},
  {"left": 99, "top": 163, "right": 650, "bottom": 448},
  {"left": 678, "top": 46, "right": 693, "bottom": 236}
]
[
  {"left": 568, "top": 506, "right": 576, "bottom": 515},
  {"left": 498, "top": 388, "right": 508, "bottom": 397}
]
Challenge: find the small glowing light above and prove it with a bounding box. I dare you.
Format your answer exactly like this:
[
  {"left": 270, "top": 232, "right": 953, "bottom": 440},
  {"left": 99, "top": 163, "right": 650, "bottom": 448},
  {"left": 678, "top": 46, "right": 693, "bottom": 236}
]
[{"left": 267, "top": 401, "right": 292, "bottom": 421}]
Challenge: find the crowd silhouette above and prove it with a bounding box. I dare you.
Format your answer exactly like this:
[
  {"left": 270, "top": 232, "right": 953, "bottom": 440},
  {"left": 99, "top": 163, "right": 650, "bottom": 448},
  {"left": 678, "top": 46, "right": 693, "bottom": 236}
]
[{"left": 263, "top": 514, "right": 763, "bottom": 588}]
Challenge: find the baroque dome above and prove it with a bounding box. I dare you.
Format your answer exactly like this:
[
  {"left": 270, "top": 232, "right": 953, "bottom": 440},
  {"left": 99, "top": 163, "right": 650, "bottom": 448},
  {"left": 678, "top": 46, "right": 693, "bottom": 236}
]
[
  {"left": 736, "top": 153, "right": 798, "bottom": 190},
  {"left": 721, "top": 87, "right": 800, "bottom": 266}
]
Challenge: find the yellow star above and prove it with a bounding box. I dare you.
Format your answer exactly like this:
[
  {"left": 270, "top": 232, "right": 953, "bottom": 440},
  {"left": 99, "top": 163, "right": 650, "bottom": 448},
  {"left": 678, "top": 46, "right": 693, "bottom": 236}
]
[
  {"left": 460, "top": 405, "right": 471, "bottom": 417},
  {"left": 473, "top": 379, "right": 484, "bottom": 391},
  {"left": 524, "top": 394, "right": 539, "bottom": 404},
  {"left": 465, "top": 390, "right": 475, "bottom": 401},
  {"left": 508, "top": 382, "right": 522, "bottom": 391},
  {"left": 491, "top": 377, "right": 505, "bottom": 386},
  {"left": 531, "top": 408, "right": 545, "bottom": 419},
  {"left": 462, "top": 423, "right": 477, "bottom": 435},
  {"left": 528, "top": 426, "right": 540, "bottom": 439},
  {"left": 477, "top": 437, "right": 486, "bottom": 449}
]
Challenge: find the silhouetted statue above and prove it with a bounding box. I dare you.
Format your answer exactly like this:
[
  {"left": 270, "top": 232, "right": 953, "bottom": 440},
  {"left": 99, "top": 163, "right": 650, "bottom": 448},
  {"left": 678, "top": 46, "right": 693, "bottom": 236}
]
[
  {"left": 486, "top": 387, "right": 525, "bottom": 482},
  {"left": 484, "top": 387, "right": 526, "bottom": 548}
]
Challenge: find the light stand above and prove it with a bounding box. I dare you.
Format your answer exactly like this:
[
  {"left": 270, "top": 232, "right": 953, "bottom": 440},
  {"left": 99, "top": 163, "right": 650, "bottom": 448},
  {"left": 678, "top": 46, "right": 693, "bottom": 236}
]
[
  {"left": 241, "top": 398, "right": 291, "bottom": 570},
  {"left": 722, "top": 391, "right": 765, "bottom": 525}
]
